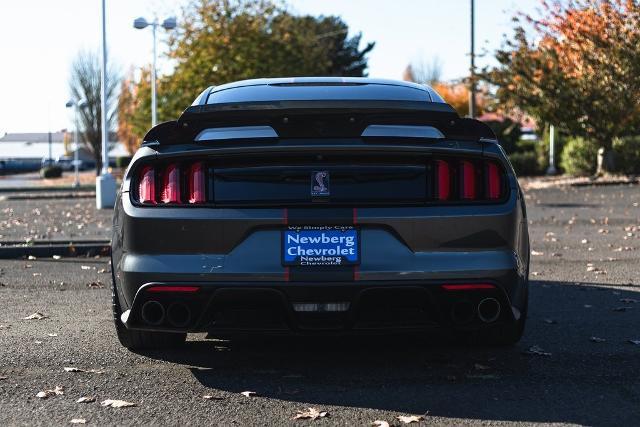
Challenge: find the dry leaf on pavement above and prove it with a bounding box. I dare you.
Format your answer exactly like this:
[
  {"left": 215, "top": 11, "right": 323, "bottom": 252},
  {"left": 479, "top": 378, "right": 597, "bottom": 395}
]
[
  {"left": 36, "top": 385, "right": 64, "bottom": 398},
  {"left": 589, "top": 337, "right": 606, "bottom": 343},
  {"left": 525, "top": 345, "right": 552, "bottom": 357},
  {"left": 396, "top": 415, "right": 425, "bottom": 424},
  {"left": 86, "top": 282, "right": 104, "bottom": 289},
  {"left": 76, "top": 396, "right": 96, "bottom": 403},
  {"left": 293, "top": 407, "right": 328, "bottom": 420},
  {"left": 70, "top": 419, "right": 86, "bottom": 424},
  {"left": 240, "top": 391, "right": 257, "bottom": 397},
  {"left": 203, "top": 395, "right": 225, "bottom": 400},
  {"left": 23, "top": 312, "right": 48, "bottom": 320},
  {"left": 64, "top": 367, "right": 104, "bottom": 374},
  {"left": 0, "top": 376, "right": 7, "bottom": 380},
  {"left": 372, "top": 421, "right": 390, "bottom": 427},
  {"left": 101, "top": 399, "right": 136, "bottom": 408}
]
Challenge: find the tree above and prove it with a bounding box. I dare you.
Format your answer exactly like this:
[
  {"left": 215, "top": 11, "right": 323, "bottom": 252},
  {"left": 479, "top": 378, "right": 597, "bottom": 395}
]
[
  {"left": 402, "top": 57, "right": 443, "bottom": 86},
  {"left": 69, "top": 50, "right": 120, "bottom": 174},
  {"left": 119, "top": 0, "right": 375, "bottom": 148},
  {"left": 484, "top": 0, "right": 640, "bottom": 173}
]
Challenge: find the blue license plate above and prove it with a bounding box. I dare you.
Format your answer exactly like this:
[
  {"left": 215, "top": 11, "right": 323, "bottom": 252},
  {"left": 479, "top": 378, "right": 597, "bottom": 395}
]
[{"left": 282, "top": 226, "right": 360, "bottom": 266}]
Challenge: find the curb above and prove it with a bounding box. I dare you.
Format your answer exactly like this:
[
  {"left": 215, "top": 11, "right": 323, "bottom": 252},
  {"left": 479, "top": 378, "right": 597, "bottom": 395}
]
[{"left": 0, "top": 241, "right": 111, "bottom": 259}]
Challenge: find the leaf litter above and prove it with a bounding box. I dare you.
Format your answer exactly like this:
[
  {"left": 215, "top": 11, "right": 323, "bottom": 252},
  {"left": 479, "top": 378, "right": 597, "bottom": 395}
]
[
  {"left": 23, "top": 312, "right": 48, "bottom": 320},
  {"left": 293, "top": 407, "right": 328, "bottom": 420},
  {"left": 64, "top": 367, "right": 104, "bottom": 374},
  {"left": 36, "top": 386, "right": 64, "bottom": 398},
  {"left": 101, "top": 399, "right": 137, "bottom": 408}
]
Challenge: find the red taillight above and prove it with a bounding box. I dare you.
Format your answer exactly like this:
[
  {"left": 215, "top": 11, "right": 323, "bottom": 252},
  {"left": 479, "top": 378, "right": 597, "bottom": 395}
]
[
  {"left": 146, "top": 286, "right": 200, "bottom": 293},
  {"left": 161, "top": 164, "right": 181, "bottom": 204},
  {"left": 435, "top": 160, "right": 450, "bottom": 200},
  {"left": 460, "top": 160, "right": 476, "bottom": 200},
  {"left": 188, "top": 162, "right": 206, "bottom": 204},
  {"left": 138, "top": 166, "right": 156, "bottom": 204},
  {"left": 486, "top": 162, "right": 501, "bottom": 199},
  {"left": 441, "top": 283, "right": 496, "bottom": 291}
]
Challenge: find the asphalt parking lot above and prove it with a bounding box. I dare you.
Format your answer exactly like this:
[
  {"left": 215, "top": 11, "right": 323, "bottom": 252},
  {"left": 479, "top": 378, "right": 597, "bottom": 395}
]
[{"left": 0, "top": 183, "right": 639, "bottom": 426}]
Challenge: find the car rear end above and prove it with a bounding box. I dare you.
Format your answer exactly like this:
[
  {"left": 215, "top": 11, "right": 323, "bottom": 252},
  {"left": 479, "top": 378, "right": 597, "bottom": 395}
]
[{"left": 111, "top": 78, "right": 529, "bottom": 348}]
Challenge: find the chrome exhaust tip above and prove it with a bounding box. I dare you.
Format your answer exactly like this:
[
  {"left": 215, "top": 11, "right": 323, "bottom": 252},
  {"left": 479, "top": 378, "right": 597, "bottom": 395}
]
[
  {"left": 166, "top": 302, "right": 191, "bottom": 328},
  {"left": 451, "top": 300, "right": 475, "bottom": 324},
  {"left": 477, "top": 298, "right": 501, "bottom": 323},
  {"left": 141, "top": 300, "right": 165, "bottom": 326}
]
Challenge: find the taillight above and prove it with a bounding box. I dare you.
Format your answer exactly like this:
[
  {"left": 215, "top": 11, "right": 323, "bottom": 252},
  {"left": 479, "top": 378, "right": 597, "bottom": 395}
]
[
  {"left": 161, "top": 163, "right": 181, "bottom": 204},
  {"left": 188, "top": 162, "right": 205, "bottom": 204},
  {"left": 138, "top": 166, "right": 156, "bottom": 204},
  {"left": 486, "top": 162, "right": 501, "bottom": 199},
  {"left": 431, "top": 158, "right": 504, "bottom": 203},
  {"left": 435, "top": 160, "right": 450, "bottom": 200},
  {"left": 460, "top": 160, "right": 476, "bottom": 200}
]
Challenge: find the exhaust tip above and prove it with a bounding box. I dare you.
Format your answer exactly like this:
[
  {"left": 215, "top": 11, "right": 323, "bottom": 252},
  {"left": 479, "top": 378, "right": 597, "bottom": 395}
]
[
  {"left": 451, "top": 300, "right": 475, "bottom": 324},
  {"left": 167, "top": 302, "right": 191, "bottom": 328},
  {"left": 141, "top": 300, "right": 165, "bottom": 326},
  {"left": 477, "top": 298, "right": 501, "bottom": 323}
]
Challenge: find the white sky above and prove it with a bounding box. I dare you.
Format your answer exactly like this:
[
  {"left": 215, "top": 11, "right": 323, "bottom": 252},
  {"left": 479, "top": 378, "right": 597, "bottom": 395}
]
[{"left": 0, "top": 0, "right": 539, "bottom": 135}]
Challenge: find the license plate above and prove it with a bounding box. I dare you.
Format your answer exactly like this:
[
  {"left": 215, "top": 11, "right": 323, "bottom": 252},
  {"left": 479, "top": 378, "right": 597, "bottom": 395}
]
[{"left": 282, "top": 226, "right": 360, "bottom": 266}]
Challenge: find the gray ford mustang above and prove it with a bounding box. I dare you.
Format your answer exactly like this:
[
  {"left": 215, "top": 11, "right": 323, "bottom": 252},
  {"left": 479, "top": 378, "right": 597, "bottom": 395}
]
[{"left": 110, "top": 77, "right": 530, "bottom": 350}]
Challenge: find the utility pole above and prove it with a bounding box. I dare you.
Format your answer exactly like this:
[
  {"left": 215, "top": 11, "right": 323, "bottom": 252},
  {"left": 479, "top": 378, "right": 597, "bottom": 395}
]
[
  {"left": 469, "top": 0, "right": 476, "bottom": 118},
  {"left": 96, "top": 0, "right": 116, "bottom": 209},
  {"left": 547, "top": 125, "right": 557, "bottom": 175}
]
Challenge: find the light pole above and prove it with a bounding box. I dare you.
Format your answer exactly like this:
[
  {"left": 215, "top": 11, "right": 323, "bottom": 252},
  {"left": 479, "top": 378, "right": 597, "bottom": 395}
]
[
  {"left": 65, "top": 99, "right": 87, "bottom": 188},
  {"left": 469, "top": 0, "right": 476, "bottom": 118},
  {"left": 96, "top": 0, "right": 116, "bottom": 209},
  {"left": 133, "top": 16, "right": 177, "bottom": 127}
]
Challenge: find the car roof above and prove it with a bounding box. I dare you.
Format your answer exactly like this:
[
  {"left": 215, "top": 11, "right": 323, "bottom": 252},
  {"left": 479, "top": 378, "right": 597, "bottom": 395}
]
[{"left": 193, "top": 77, "right": 446, "bottom": 105}]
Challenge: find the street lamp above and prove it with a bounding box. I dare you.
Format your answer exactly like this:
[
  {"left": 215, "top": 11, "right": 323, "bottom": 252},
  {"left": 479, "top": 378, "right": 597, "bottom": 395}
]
[
  {"left": 133, "top": 16, "right": 177, "bottom": 127},
  {"left": 65, "top": 99, "right": 87, "bottom": 188}
]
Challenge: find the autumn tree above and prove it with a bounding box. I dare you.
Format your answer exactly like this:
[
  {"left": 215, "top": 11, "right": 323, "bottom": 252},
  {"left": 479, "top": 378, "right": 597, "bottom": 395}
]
[
  {"left": 120, "top": 0, "right": 375, "bottom": 148},
  {"left": 69, "top": 50, "right": 120, "bottom": 174},
  {"left": 484, "top": 0, "right": 640, "bottom": 172}
]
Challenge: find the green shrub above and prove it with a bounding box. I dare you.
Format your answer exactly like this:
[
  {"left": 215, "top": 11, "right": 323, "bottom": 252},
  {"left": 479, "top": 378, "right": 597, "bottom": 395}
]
[
  {"left": 40, "top": 166, "right": 63, "bottom": 179},
  {"left": 116, "top": 156, "right": 132, "bottom": 169},
  {"left": 560, "top": 137, "right": 598, "bottom": 176},
  {"left": 508, "top": 151, "right": 541, "bottom": 176},
  {"left": 613, "top": 136, "right": 640, "bottom": 174}
]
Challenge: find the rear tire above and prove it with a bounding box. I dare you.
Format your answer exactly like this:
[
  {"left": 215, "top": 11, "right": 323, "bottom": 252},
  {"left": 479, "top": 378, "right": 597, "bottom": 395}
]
[{"left": 111, "top": 262, "right": 186, "bottom": 350}]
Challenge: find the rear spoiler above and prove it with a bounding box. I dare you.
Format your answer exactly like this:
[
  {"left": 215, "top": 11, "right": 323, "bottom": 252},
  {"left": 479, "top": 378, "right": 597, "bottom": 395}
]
[{"left": 142, "top": 99, "right": 497, "bottom": 145}]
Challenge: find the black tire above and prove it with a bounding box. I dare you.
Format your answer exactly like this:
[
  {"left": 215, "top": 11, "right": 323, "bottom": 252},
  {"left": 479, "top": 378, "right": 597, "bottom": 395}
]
[{"left": 111, "top": 262, "right": 186, "bottom": 350}]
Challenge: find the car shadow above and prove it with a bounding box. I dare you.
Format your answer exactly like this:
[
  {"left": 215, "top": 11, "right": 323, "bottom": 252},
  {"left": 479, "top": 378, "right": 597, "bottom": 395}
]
[{"left": 139, "top": 280, "right": 640, "bottom": 426}]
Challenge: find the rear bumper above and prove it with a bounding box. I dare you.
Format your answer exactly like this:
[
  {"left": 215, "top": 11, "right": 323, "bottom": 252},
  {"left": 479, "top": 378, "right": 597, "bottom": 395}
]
[{"left": 121, "top": 279, "right": 523, "bottom": 335}]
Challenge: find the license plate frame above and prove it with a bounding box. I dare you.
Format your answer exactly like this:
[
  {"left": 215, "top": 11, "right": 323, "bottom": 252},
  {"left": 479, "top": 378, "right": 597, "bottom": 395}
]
[{"left": 282, "top": 225, "right": 360, "bottom": 267}]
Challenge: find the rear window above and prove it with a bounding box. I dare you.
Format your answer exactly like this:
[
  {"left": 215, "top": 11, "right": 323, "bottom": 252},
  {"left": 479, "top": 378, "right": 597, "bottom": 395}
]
[{"left": 206, "top": 84, "right": 431, "bottom": 104}]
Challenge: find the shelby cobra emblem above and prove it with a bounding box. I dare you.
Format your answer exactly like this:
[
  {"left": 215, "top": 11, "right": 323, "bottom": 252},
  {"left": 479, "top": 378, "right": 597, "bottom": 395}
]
[{"left": 311, "top": 171, "right": 330, "bottom": 196}]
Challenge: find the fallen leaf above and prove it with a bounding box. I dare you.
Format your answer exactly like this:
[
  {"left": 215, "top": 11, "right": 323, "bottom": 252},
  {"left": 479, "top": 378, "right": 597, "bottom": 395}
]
[
  {"left": 293, "top": 407, "right": 328, "bottom": 420},
  {"left": 47, "top": 333, "right": 58, "bottom": 337},
  {"left": 52, "top": 255, "right": 61, "bottom": 260},
  {"left": 32, "top": 273, "right": 41, "bottom": 277},
  {"left": 0, "top": 324, "right": 10, "bottom": 329},
  {"left": 372, "top": 421, "right": 390, "bottom": 427},
  {"left": 620, "top": 298, "right": 638, "bottom": 304},
  {"left": 525, "top": 345, "right": 552, "bottom": 357},
  {"left": 543, "top": 318, "right": 558, "bottom": 324},
  {"left": 76, "top": 396, "right": 96, "bottom": 403},
  {"left": 240, "top": 391, "right": 257, "bottom": 397},
  {"left": 396, "top": 415, "right": 425, "bottom": 424},
  {"left": 101, "top": 399, "right": 136, "bottom": 408},
  {"left": 612, "top": 307, "right": 632, "bottom": 312},
  {"left": 80, "top": 265, "right": 91, "bottom": 270},
  {"left": 97, "top": 268, "right": 107, "bottom": 274},
  {"left": 70, "top": 419, "right": 86, "bottom": 424},
  {"left": 589, "top": 337, "right": 606, "bottom": 343},
  {"left": 0, "top": 376, "right": 7, "bottom": 380},
  {"left": 64, "top": 367, "right": 104, "bottom": 374},
  {"left": 584, "top": 304, "right": 593, "bottom": 308},
  {"left": 86, "top": 282, "right": 104, "bottom": 289},
  {"left": 23, "top": 312, "right": 48, "bottom": 320},
  {"left": 531, "top": 250, "right": 544, "bottom": 256},
  {"left": 203, "top": 395, "right": 225, "bottom": 400},
  {"left": 581, "top": 239, "right": 588, "bottom": 244},
  {"left": 36, "top": 386, "right": 64, "bottom": 399},
  {"left": 28, "top": 255, "right": 36, "bottom": 260}
]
